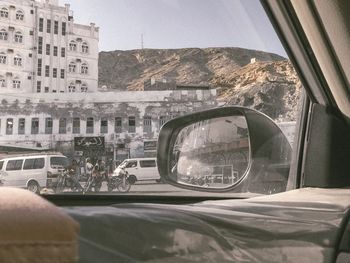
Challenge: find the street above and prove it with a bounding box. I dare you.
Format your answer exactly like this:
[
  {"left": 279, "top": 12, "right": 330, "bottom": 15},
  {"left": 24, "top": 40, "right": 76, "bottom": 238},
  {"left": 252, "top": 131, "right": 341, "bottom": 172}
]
[{"left": 42, "top": 180, "right": 195, "bottom": 195}]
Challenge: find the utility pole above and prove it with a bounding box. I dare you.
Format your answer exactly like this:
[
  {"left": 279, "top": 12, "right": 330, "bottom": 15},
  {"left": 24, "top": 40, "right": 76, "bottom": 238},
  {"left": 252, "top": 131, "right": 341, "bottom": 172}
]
[{"left": 141, "top": 34, "right": 144, "bottom": 50}]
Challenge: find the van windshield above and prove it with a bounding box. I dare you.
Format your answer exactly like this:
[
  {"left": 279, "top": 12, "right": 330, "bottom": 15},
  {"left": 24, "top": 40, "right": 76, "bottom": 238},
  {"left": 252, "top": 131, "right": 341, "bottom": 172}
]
[{"left": 50, "top": 157, "right": 69, "bottom": 169}]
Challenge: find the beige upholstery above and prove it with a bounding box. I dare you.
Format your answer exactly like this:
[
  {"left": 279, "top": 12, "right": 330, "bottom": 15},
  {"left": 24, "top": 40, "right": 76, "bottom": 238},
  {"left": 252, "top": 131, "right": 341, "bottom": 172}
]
[{"left": 0, "top": 188, "right": 79, "bottom": 263}]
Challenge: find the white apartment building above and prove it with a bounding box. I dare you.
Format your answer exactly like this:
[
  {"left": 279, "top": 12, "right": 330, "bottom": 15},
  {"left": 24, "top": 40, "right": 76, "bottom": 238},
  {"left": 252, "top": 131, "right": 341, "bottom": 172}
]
[{"left": 0, "top": 0, "right": 99, "bottom": 93}]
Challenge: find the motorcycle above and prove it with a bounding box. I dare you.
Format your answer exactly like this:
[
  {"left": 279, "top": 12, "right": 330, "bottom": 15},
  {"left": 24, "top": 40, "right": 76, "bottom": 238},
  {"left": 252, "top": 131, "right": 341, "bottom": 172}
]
[
  {"left": 83, "top": 172, "right": 104, "bottom": 194},
  {"left": 108, "top": 166, "right": 131, "bottom": 193},
  {"left": 55, "top": 168, "right": 83, "bottom": 193}
]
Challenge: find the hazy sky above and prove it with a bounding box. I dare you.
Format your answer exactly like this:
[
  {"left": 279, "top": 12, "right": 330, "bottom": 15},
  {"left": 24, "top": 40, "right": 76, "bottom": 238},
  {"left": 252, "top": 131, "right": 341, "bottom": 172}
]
[{"left": 59, "top": 0, "right": 287, "bottom": 57}]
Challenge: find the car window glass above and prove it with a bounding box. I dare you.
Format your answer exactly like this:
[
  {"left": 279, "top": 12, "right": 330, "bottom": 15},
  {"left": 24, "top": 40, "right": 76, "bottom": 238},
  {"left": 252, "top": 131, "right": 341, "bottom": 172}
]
[
  {"left": 6, "top": 160, "right": 23, "bottom": 171},
  {"left": 0, "top": 0, "right": 303, "bottom": 196},
  {"left": 125, "top": 161, "right": 137, "bottom": 168},
  {"left": 140, "top": 160, "right": 156, "bottom": 168},
  {"left": 23, "top": 158, "right": 45, "bottom": 170},
  {"left": 50, "top": 157, "right": 68, "bottom": 169}
]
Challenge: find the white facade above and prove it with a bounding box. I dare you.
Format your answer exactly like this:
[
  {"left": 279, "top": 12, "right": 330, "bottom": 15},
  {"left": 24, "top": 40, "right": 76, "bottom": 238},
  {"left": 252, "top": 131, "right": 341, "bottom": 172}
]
[
  {"left": 0, "top": 89, "right": 218, "bottom": 159},
  {"left": 0, "top": 0, "right": 99, "bottom": 94}
]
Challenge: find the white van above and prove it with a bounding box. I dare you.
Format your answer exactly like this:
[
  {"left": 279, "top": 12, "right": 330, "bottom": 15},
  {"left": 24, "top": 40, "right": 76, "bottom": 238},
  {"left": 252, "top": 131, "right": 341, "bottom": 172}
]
[
  {"left": 118, "top": 158, "right": 160, "bottom": 184},
  {"left": 0, "top": 153, "right": 69, "bottom": 193}
]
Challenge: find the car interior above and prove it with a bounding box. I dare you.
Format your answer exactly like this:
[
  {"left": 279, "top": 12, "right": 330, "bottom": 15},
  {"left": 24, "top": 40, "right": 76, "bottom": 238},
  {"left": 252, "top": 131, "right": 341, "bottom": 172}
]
[{"left": 1, "top": 0, "right": 350, "bottom": 262}]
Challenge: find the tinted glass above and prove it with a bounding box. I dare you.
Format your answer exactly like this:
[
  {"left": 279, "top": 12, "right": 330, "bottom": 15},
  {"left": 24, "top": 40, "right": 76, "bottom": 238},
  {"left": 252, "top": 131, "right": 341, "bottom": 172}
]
[
  {"left": 23, "top": 158, "right": 45, "bottom": 170},
  {"left": 125, "top": 161, "right": 137, "bottom": 168},
  {"left": 140, "top": 160, "right": 156, "bottom": 168},
  {"left": 50, "top": 157, "right": 69, "bottom": 168},
  {"left": 6, "top": 160, "right": 23, "bottom": 171}
]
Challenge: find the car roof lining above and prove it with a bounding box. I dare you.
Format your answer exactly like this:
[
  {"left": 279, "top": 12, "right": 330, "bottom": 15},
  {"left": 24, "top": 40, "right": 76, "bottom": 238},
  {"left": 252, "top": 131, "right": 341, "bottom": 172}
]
[{"left": 291, "top": 0, "right": 350, "bottom": 118}]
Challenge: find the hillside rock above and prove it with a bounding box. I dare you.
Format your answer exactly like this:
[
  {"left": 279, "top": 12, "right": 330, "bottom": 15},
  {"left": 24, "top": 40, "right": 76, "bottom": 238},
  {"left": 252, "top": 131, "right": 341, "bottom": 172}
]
[
  {"left": 98, "top": 47, "right": 285, "bottom": 91},
  {"left": 214, "top": 60, "right": 302, "bottom": 121},
  {"left": 98, "top": 47, "right": 301, "bottom": 121}
]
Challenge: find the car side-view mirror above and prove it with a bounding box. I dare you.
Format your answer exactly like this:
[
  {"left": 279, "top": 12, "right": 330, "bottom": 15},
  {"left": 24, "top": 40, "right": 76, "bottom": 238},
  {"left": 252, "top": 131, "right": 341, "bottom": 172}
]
[{"left": 157, "top": 107, "right": 292, "bottom": 194}]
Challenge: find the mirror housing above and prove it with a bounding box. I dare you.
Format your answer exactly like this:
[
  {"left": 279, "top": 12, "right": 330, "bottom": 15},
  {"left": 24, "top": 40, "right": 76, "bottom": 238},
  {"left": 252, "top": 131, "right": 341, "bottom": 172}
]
[{"left": 157, "top": 107, "right": 292, "bottom": 194}]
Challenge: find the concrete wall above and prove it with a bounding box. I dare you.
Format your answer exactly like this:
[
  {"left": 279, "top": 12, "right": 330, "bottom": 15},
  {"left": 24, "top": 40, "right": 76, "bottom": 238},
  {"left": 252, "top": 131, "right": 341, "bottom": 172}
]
[{"left": 0, "top": 90, "right": 218, "bottom": 159}]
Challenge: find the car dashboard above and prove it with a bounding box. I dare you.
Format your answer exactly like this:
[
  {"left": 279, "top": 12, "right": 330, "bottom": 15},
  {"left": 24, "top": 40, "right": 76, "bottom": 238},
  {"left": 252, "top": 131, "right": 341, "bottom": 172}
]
[{"left": 62, "top": 188, "right": 350, "bottom": 263}]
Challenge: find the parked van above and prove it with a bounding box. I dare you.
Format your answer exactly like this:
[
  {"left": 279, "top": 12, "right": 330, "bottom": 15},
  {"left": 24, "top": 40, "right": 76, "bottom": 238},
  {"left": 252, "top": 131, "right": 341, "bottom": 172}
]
[
  {"left": 0, "top": 153, "right": 69, "bottom": 193},
  {"left": 118, "top": 158, "right": 160, "bottom": 184}
]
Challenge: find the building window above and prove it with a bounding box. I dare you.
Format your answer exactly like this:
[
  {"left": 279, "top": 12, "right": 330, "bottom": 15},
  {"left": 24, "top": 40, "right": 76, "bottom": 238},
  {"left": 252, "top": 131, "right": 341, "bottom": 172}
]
[
  {"left": 46, "top": 44, "right": 50, "bottom": 55},
  {"left": 53, "top": 46, "right": 58, "bottom": 56},
  {"left": 115, "top": 117, "right": 122, "bottom": 133},
  {"left": 12, "top": 79, "right": 21, "bottom": 89},
  {"left": 69, "top": 62, "right": 76, "bottom": 73},
  {"left": 62, "top": 22, "right": 66, "bottom": 36},
  {"left": 45, "top": 65, "right": 50, "bottom": 77},
  {"left": 45, "top": 117, "right": 52, "bottom": 134},
  {"left": 73, "top": 118, "right": 80, "bottom": 134},
  {"left": 36, "top": 81, "right": 41, "bottom": 92},
  {"left": 53, "top": 68, "right": 57, "bottom": 78},
  {"left": 0, "top": 8, "right": 9, "bottom": 18},
  {"left": 6, "top": 118, "right": 13, "bottom": 135},
  {"left": 16, "top": 10, "right": 24, "bottom": 21},
  {"left": 39, "top": 18, "right": 44, "bottom": 32},
  {"left": 59, "top": 118, "right": 66, "bottom": 134},
  {"left": 14, "top": 55, "right": 22, "bottom": 66},
  {"left": 0, "top": 76, "right": 5, "bottom": 87},
  {"left": 60, "top": 69, "right": 65, "bottom": 79},
  {"left": 128, "top": 116, "right": 136, "bottom": 133},
  {"left": 0, "top": 53, "right": 6, "bottom": 64},
  {"left": 61, "top": 47, "right": 65, "bottom": 57},
  {"left": 69, "top": 41, "right": 77, "bottom": 52},
  {"left": 46, "top": 19, "right": 51, "bottom": 33},
  {"left": 31, "top": 118, "right": 39, "bottom": 134},
  {"left": 38, "top": 37, "right": 43, "bottom": 54},
  {"left": 54, "top": 20, "right": 58, "bottom": 34},
  {"left": 45, "top": 86, "right": 49, "bottom": 93},
  {"left": 81, "top": 83, "right": 88, "bottom": 92},
  {"left": 82, "top": 42, "right": 89, "bottom": 53},
  {"left": 68, "top": 83, "right": 76, "bottom": 92},
  {"left": 86, "top": 117, "right": 94, "bottom": 134},
  {"left": 81, "top": 63, "right": 88, "bottom": 74},
  {"left": 143, "top": 116, "right": 152, "bottom": 133},
  {"left": 100, "top": 118, "right": 108, "bottom": 134},
  {"left": 18, "top": 118, "right": 25, "bottom": 135},
  {"left": 14, "top": 31, "right": 23, "bottom": 43},
  {"left": 0, "top": 29, "right": 8, "bottom": 40},
  {"left": 37, "top": 59, "right": 42, "bottom": 76}
]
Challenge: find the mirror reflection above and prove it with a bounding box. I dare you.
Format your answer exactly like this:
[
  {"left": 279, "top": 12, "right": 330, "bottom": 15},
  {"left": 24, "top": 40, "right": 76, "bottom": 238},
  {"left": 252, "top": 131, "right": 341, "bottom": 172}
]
[{"left": 171, "top": 116, "right": 250, "bottom": 189}]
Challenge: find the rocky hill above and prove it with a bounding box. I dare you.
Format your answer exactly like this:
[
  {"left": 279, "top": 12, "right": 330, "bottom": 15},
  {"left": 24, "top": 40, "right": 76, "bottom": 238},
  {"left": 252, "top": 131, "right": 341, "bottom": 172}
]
[
  {"left": 98, "top": 47, "right": 285, "bottom": 91},
  {"left": 98, "top": 47, "right": 301, "bottom": 121},
  {"left": 214, "top": 60, "right": 302, "bottom": 121}
]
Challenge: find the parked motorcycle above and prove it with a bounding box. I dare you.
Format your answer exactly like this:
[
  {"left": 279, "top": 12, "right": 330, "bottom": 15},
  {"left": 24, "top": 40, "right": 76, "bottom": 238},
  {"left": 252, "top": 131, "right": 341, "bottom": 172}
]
[
  {"left": 55, "top": 168, "right": 83, "bottom": 193},
  {"left": 83, "top": 172, "right": 104, "bottom": 194},
  {"left": 108, "top": 165, "right": 131, "bottom": 193}
]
